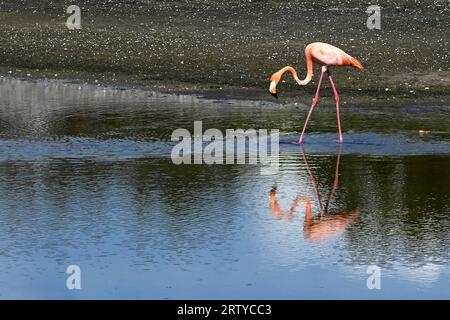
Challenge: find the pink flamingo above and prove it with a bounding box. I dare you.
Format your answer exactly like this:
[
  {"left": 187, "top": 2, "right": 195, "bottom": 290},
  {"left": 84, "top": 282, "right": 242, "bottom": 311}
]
[{"left": 268, "top": 42, "right": 364, "bottom": 144}]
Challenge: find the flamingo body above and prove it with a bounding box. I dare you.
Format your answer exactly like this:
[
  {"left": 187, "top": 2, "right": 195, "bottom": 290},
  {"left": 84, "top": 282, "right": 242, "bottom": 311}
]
[{"left": 308, "top": 42, "right": 363, "bottom": 69}]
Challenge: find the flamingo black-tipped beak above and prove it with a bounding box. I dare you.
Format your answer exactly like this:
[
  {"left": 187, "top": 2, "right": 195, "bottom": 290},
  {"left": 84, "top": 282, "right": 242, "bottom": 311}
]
[{"left": 270, "top": 92, "right": 278, "bottom": 99}]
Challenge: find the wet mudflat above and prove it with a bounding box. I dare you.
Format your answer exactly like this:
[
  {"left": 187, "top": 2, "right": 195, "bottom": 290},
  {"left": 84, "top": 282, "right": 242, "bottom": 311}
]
[
  {"left": 0, "top": 0, "right": 449, "bottom": 105},
  {"left": 0, "top": 78, "right": 449, "bottom": 298}
]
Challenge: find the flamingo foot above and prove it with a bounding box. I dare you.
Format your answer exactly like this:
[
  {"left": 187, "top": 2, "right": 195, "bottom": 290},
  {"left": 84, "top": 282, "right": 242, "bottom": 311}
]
[{"left": 297, "top": 132, "right": 307, "bottom": 144}]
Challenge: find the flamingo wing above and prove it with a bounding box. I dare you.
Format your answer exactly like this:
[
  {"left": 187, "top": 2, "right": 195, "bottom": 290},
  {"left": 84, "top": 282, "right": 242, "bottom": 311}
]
[{"left": 308, "top": 42, "right": 363, "bottom": 69}]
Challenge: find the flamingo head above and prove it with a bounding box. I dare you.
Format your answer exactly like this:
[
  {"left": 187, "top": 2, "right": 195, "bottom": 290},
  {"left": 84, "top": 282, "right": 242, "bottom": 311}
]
[{"left": 269, "top": 72, "right": 280, "bottom": 99}]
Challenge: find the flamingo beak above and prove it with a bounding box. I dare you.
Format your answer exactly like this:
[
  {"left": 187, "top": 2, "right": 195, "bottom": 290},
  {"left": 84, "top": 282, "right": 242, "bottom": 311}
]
[{"left": 269, "top": 80, "right": 278, "bottom": 99}]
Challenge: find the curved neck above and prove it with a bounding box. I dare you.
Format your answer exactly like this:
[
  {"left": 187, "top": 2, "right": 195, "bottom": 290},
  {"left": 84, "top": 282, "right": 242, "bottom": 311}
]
[
  {"left": 302, "top": 198, "right": 313, "bottom": 222},
  {"left": 269, "top": 192, "right": 281, "bottom": 215},
  {"left": 291, "top": 196, "right": 312, "bottom": 220},
  {"left": 278, "top": 54, "right": 313, "bottom": 86}
]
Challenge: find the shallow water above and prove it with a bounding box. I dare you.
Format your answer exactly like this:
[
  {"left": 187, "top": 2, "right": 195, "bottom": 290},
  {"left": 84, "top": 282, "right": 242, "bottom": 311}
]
[{"left": 0, "top": 78, "right": 449, "bottom": 299}]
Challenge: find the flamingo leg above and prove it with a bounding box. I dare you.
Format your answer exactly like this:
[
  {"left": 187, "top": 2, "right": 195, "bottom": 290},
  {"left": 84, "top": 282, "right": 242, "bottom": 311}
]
[
  {"left": 327, "top": 70, "right": 343, "bottom": 144},
  {"left": 298, "top": 66, "right": 327, "bottom": 144}
]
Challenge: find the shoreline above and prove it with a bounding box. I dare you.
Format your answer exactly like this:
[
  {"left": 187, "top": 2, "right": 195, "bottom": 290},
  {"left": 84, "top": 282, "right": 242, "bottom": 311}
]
[{"left": 1, "top": 67, "right": 449, "bottom": 109}]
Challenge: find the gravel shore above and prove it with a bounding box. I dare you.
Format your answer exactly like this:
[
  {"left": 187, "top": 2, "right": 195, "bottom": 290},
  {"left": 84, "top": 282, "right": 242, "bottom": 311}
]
[{"left": 0, "top": 0, "right": 449, "bottom": 105}]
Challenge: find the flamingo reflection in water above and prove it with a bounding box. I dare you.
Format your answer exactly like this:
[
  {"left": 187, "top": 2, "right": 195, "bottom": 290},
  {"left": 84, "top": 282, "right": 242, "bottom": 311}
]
[{"left": 269, "top": 146, "right": 361, "bottom": 241}]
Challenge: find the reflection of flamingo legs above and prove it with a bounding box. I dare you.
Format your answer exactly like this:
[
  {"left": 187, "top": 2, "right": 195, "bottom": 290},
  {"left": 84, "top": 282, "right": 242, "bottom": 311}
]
[
  {"left": 270, "top": 147, "right": 361, "bottom": 241},
  {"left": 300, "top": 145, "right": 324, "bottom": 212},
  {"left": 268, "top": 146, "right": 360, "bottom": 241},
  {"left": 324, "top": 144, "right": 342, "bottom": 212},
  {"left": 300, "top": 144, "right": 342, "bottom": 213},
  {"left": 299, "top": 146, "right": 361, "bottom": 241},
  {"left": 269, "top": 146, "right": 342, "bottom": 219}
]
